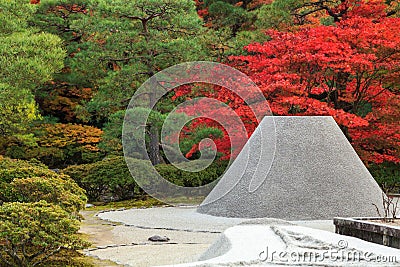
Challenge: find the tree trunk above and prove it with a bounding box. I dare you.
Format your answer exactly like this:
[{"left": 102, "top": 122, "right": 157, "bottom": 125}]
[
  {"left": 147, "top": 75, "right": 162, "bottom": 165},
  {"left": 148, "top": 124, "right": 161, "bottom": 165}
]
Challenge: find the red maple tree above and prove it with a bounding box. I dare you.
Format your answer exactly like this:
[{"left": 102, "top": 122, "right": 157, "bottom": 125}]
[
  {"left": 229, "top": 0, "right": 400, "bottom": 164},
  {"left": 177, "top": 0, "right": 400, "bottom": 164},
  {"left": 174, "top": 82, "right": 265, "bottom": 160}
]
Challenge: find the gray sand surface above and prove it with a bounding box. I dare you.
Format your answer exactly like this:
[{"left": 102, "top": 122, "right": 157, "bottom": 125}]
[
  {"left": 97, "top": 206, "right": 250, "bottom": 232},
  {"left": 89, "top": 244, "right": 211, "bottom": 267},
  {"left": 83, "top": 207, "right": 249, "bottom": 266},
  {"left": 110, "top": 225, "right": 218, "bottom": 244},
  {"left": 82, "top": 207, "right": 335, "bottom": 267}
]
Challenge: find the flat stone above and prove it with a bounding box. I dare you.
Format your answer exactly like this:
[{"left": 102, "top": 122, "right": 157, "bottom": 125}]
[{"left": 148, "top": 235, "right": 170, "bottom": 242}]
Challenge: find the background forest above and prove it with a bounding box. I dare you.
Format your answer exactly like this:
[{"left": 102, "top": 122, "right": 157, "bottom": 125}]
[{"left": 0, "top": 0, "right": 399, "bottom": 266}]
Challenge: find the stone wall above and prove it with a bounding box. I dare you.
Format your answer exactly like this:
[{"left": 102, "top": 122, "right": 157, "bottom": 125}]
[{"left": 334, "top": 217, "right": 400, "bottom": 249}]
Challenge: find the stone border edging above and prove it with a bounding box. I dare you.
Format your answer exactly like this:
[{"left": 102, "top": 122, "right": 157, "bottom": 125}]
[{"left": 334, "top": 217, "right": 400, "bottom": 249}]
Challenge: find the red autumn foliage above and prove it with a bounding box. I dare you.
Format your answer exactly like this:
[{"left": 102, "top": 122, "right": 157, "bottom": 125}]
[
  {"left": 173, "top": 80, "right": 269, "bottom": 160},
  {"left": 178, "top": 0, "right": 399, "bottom": 164},
  {"left": 185, "top": 143, "right": 199, "bottom": 158},
  {"left": 229, "top": 2, "right": 400, "bottom": 164},
  {"left": 194, "top": 0, "right": 208, "bottom": 18}
]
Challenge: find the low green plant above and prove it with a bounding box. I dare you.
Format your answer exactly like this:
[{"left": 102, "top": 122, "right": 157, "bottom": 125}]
[
  {"left": 0, "top": 157, "right": 90, "bottom": 266},
  {"left": 370, "top": 162, "right": 400, "bottom": 193},
  {"left": 0, "top": 157, "right": 87, "bottom": 214},
  {"left": 63, "top": 156, "right": 150, "bottom": 201},
  {"left": 63, "top": 156, "right": 229, "bottom": 202},
  {"left": 4, "top": 123, "right": 104, "bottom": 169},
  {"left": 155, "top": 160, "right": 229, "bottom": 187},
  {"left": 0, "top": 201, "right": 90, "bottom": 267}
]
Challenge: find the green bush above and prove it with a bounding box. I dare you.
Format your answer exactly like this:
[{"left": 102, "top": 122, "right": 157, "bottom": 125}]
[
  {"left": 0, "top": 157, "right": 49, "bottom": 183},
  {"left": 4, "top": 123, "right": 104, "bottom": 169},
  {"left": 62, "top": 163, "right": 107, "bottom": 202},
  {"left": 0, "top": 201, "right": 90, "bottom": 267},
  {"left": 63, "top": 156, "right": 151, "bottom": 201},
  {"left": 63, "top": 156, "right": 229, "bottom": 201},
  {"left": 155, "top": 160, "right": 228, "bottom": 187},
  {"left": 369, "top": 162, "right": 400, "bottom": 193},
  {"left": 0, "top": 157, "right": 87, "bottom": 214},
  {"left": 10, "top": 176, "right": 86, "bottom": 214},
  {"left": 0, "top": 157, "right": 89, "bottom": 267}
]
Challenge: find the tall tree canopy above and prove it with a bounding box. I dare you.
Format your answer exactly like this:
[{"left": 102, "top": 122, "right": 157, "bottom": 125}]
[
  {"left": 70, "top": 0, "right": 211, "bottom": 164},
  {"left": 0, "top": 0, "right": 64, "bottom": 135}
]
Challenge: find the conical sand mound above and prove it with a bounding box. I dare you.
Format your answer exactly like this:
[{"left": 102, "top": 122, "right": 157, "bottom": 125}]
[{"left": 197, "top": 116, "right": 385, "bottom": 220}]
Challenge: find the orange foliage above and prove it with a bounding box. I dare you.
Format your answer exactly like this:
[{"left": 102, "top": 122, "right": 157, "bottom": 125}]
[
  {"left": 38, "top": 83, "right": 93, "bottom": 122},
  {"left": 37, "top": 123, "right": 103, "bottom": 152}
]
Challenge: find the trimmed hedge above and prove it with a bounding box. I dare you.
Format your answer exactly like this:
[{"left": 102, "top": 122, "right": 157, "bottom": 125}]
[
  {"left": 0, "top": 156, "right": 87, "bottom": 214},
  {"left": 63, "top": 156, "right": 149, "bottom": 201},
  {"left": 369, "top": 162, "right": 400, "bottom": 193},
  {"left": 0, "top": 156, "right": 89, "bottom": 266},
  {"left": 63, "top": 156, "right": 229, "bottom": 201},
  {"left": 155, "top": 160, "right": 228, "bottom": 187},
  {"left": 4, "top": 123, "right": 104, "bottom": 169},
  {"left": 0, "top": 201, "right": 90, "bottom": 267}
]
